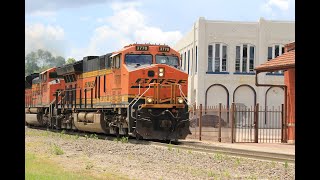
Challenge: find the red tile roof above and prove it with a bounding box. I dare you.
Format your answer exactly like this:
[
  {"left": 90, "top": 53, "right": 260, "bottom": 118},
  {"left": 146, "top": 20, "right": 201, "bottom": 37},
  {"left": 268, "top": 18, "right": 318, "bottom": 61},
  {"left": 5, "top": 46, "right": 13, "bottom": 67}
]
[{"left": 255, "top": 50, "right": 295, "bottom": 72}]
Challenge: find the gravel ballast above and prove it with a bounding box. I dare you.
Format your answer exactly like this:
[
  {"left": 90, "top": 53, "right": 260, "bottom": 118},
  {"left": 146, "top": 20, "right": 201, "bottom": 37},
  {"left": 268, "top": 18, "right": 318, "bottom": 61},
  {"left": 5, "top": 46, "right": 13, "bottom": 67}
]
[{"left": 25, "top": 128, "right": 295, "bottom": 180}]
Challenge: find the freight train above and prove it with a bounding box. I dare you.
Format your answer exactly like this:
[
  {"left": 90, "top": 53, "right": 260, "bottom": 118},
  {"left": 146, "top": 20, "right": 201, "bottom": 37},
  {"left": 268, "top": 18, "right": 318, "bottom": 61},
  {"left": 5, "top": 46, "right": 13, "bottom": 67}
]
[{"left": 25, "top": 43, "right": 191, "bottom": 141}]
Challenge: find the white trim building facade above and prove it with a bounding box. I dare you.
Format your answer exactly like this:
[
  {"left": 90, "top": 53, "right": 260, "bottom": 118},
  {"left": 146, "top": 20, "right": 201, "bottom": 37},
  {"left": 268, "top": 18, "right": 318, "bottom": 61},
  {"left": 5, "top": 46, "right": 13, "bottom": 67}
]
[{"left": 174, "top": 17, "right": 294, "bottom": 125}]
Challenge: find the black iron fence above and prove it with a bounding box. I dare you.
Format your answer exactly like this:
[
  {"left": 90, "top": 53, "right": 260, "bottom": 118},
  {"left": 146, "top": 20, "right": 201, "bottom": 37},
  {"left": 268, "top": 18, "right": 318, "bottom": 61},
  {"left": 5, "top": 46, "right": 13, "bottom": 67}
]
[{"left": 188, "top": 103, "right": 286, "bottom": 143}]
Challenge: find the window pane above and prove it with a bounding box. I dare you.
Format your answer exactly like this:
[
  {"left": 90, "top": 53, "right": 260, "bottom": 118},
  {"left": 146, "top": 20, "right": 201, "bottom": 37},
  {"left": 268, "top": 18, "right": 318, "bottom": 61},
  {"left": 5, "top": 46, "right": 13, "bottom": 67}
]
[
  {"left": 235, "top": 46, "right": 240, "bottom": 72},
  {"left": 191, "top": 48, "right": 193, "bottom": 73},
  {"left": 156, "top": 55, "right": 179, "bottom": 67},
  {"left": 214, "top": 44, "right": 220, "bottom": 72},
  {"left": 195, "top": 46, "right": 198, "bottom": 73},
  {"left": 242, "top": 45, "right": 247, "bottom": 72},
  {"left": 268, "top": 47, "right": 273, "bottom": 60},
  {"left": 275, "top": 45, "right": 279, "bottom": 57},
  {"left": 215, "top": 44, "right": 220, "bottom": 58},
  {"left": 184, "top": 52, "right": 186, "bottom": 71},
  {"left": 249, "top": 46, "right": 254, "bottom": 72},
  {"left": 282, "top": 47, "right": 285, "bottom": 54},
  {"left": 188, "top": 50, "right": 190, "bottom": 74},
  {"left": 125, "top": 54, "right": 152, "bottom": 65},
  {"left": 222, "top": 46, "right": 227, "bottom": 71},
  {"left": 208, "top": 45, "right": 213, "bottom": 72}
]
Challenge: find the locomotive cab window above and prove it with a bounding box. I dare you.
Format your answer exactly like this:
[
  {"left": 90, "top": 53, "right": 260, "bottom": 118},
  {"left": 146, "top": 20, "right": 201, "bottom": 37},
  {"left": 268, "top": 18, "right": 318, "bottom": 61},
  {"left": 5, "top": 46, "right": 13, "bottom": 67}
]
[
  {"left": 155, "top": 55, "right": 179, "bottom": 67},
  {"left": 125, "top": 54, "right": 152, "bottom": 66},
  {"left": 111, "top": 54, "right": 121, "bottom": 69}
]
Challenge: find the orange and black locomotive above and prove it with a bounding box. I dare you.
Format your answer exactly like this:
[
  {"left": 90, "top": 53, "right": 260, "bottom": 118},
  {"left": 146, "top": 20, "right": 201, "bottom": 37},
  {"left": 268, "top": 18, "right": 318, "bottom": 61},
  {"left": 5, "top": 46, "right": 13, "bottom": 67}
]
[{"left": 25, "top": 43, "right": 190, "bottom": 141}]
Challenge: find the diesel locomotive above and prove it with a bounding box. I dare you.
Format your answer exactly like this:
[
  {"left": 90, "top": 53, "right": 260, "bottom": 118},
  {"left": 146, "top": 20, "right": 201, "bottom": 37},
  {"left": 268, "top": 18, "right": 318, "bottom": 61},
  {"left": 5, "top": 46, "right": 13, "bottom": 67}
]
[{"left": 25, "top": 43, "right": 191, "bottom": 141}]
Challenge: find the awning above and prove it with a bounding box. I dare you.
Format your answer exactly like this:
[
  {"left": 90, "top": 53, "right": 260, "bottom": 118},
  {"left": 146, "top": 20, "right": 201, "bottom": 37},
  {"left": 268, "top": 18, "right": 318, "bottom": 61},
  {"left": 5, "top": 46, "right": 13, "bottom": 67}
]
[{"left": 254, "top": 50, "right": 295, "bottom": 72}]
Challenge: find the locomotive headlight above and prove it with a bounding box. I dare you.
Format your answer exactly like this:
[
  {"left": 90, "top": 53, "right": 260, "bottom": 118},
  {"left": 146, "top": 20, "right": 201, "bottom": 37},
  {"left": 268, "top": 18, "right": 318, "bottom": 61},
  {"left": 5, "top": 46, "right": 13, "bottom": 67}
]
[
  {"left": 158, "top": 68, "right": 164, "bottom": 77},
  {"left": 177, "top": 97, "right": 184, "bottom": 104},
  {"left": 146, "top": 97, "right": 153, "bottom": 104}
]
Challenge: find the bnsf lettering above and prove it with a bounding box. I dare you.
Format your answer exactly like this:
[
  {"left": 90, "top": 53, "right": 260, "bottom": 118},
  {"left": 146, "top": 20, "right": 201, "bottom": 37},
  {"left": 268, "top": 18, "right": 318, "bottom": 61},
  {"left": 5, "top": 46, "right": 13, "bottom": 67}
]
[
  {"left": 159, "top": 47, "right": 170, "bottom": 52},
  {"left": 131, "top": 78, "right": 186, "bottom": 88},
  {"left": 84, "top": 81, "right": 95, "bottom": 88},
  {"left": 136, "top": 46, "right": 149, "bottom": 51}
]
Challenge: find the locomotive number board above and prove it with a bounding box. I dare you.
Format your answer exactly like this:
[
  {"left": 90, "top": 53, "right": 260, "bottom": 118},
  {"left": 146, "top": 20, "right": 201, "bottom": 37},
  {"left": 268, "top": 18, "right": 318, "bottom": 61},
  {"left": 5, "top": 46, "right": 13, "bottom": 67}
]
[
  {"left": 159, "top": 47, "right": 170, "bottom": 52},
  {"left": 136, "top": 46, "right": 149, "bottom": 51}
]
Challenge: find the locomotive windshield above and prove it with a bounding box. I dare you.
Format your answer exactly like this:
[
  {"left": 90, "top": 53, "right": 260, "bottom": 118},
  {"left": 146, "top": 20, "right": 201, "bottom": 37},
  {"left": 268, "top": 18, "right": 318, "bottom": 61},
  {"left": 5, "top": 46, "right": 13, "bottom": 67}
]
[
  {"left": 156, "top": 55, "right": 179, "bottom": 67},
  {"left": 125, "top": 54, "right": 152, "bottom": 65}
]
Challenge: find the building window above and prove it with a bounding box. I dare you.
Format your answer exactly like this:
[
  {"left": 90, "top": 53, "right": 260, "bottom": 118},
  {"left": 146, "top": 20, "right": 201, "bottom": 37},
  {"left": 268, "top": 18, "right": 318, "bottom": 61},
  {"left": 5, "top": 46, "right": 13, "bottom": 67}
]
[
  {"left": 222, "top": 46, "right": 227, "bottom": 71},
  {"left": 235, "top": 44, "right": 255, "bottom": 73},
  {"left": 208, "top": 43, "right": 227, "bottom": 72},
  {"left": 180, "top": 53, "right": 182, "bottom": 69},
  {"left": 184, "top": 52, "right": 186, "bottom": 71},
  {"left": 191, "top": 48, "right": 193, "bottom": 74},
  {"left": 235, "top": 46, "right": 240, "bottom": 72},
  {"left": 268, "top": 47, "right": 273, "bottom": 60},
  {"left": 267, "top": 44, "right": 285, "bottom": 74},
  {"left": 208, "top": 45, "right": 213, "bottom": 72},
  {"left": 195, "top": 46, "right": 198, "bottom": 73},
  {"left": 188, "top": 50, "right": 190, "bottom": 74},
  {"left": 268, "top": 44, "right": 285, "bottom": 60}
]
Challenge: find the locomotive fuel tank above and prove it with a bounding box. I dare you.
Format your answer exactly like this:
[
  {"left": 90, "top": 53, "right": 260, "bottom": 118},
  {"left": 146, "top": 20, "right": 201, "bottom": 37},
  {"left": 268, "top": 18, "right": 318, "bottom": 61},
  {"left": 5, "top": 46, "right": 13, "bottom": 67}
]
[
  {"left": 73, "top": 112, "right": 108, "bottom": 133},
  {"left": 25, "top": 113, "right": 42, "bottom": 126}
]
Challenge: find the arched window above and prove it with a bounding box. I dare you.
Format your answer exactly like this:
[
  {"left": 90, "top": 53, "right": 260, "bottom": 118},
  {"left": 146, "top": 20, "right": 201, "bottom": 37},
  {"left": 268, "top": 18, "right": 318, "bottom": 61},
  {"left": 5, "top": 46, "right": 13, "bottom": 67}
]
[
  {"left": 207, "top": 43, "right": 227, "bottom": 72},
  {"left": 235, "top": 44, "right": 255, "bottom": 73}
]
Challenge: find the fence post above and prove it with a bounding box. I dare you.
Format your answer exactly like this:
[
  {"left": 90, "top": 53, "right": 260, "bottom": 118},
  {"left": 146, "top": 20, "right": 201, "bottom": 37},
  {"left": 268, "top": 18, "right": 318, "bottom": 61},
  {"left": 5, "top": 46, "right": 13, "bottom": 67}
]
[
  {"left": 231, "top": 103, "right": 235, "bottom": 143},
  {"left": 194, "top": 104, "right": 197, "bottom": 139},
  {"left": 281, "top": 104, "right": 287, "bottom": 143},
  {"left": 218, "top": 103, "right": 222, "bottom": 142},
  {"left": 199, "top": 104, "right": 202, "bottom": 141},
  {"left": 254, "top": 103, "right": 259, "bottom": 143}
]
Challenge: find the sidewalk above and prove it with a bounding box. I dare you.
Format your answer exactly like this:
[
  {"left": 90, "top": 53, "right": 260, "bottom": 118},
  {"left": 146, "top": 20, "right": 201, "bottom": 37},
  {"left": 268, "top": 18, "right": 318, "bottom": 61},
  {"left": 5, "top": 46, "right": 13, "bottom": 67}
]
[{"left": 181, "top": 138, "right": 295, "bottom": 156}]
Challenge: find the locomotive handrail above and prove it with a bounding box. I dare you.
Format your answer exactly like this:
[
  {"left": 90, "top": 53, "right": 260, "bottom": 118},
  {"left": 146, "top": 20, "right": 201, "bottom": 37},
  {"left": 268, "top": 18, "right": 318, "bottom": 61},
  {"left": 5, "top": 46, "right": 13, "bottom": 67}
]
[
  {"left": 177, "top": 84, "right": 194, "bottom": 121},
  {"left": 128, "top": 83, "right": 158, "bottom": 120}
]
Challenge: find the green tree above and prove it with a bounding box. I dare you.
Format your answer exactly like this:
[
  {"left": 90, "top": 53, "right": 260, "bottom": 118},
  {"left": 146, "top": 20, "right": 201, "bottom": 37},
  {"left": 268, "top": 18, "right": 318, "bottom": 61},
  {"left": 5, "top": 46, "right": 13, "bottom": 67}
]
[
  {"left": 25, "top": 51, "right": 40, "bottom": 75},
  {"left": 66, "top": 58, "right": 76, "bottom": 64},
  {"left": 25, "top": 49, "right": 66, "bottom": 75}
]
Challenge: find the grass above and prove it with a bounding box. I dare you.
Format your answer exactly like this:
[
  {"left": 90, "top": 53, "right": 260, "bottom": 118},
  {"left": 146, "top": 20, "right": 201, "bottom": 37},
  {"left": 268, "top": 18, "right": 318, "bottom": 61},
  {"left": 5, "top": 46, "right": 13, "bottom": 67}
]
[
  {"left": 167, "top": 143, "right": 173, "bottom": 151},
  {"left": 89, "top": 134, "right": 99, "bottom": 139},
  {"left": 207, "top": 171, "right": 217, "bottom": 178},
  {"left": 26, "top": 153, "right": 131, "bottom": 180},
  {"left": 120, "top": 136, "right": 129, "bottom": 143},
  {"left": 223, "top": 170, "right": 231, "bottom": 179},
  {"left": 25, "top": 153, "right": 97, "bottom": 180},
  {"left": 284, "top": 161, "right": 288, "bottom": 169},
  {"left": 213, "top": 152, "right": 224, "bottom": 160},
  {"left": 235, "top": 157, "right": 241, "bottom": 166},
  {"left": 51, "top": 144, "right": 64, "bottom": 155}
]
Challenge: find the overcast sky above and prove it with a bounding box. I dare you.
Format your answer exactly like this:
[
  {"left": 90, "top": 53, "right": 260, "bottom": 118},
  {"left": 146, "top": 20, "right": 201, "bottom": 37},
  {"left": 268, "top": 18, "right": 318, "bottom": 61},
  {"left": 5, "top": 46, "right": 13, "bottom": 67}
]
[{"left": 25, "top": 0, "right": 295, "bottom": 60}]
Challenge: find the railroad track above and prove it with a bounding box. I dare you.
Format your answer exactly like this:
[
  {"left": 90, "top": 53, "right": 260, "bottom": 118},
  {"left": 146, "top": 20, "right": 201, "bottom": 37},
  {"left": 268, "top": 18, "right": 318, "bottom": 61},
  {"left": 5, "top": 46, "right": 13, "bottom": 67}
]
[{"left": 26, "top": 126, "right": 295, "bottom": 164}]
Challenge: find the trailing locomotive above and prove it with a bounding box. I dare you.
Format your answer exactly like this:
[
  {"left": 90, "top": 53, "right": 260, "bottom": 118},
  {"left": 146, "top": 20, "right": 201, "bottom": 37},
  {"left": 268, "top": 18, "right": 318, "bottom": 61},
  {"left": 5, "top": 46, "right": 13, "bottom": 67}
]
[{"left": 25, "top": 43, "right": 191, "bottom": 141}]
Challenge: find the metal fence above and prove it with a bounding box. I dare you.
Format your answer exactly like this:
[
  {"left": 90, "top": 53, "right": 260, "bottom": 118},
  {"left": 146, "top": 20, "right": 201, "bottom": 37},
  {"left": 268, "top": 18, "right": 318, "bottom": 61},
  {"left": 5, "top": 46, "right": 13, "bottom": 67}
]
[{"left": 188, "top": 103, "right": 286, "bottom": 143}]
